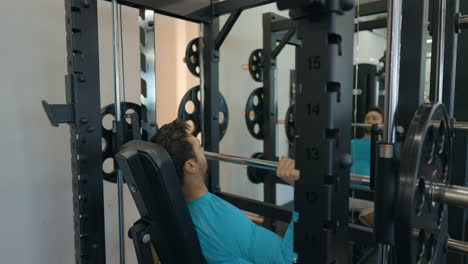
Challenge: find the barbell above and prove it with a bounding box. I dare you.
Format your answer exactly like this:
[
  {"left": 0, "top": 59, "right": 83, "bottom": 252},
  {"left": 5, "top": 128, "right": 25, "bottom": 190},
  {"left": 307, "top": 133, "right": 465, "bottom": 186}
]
[{"left": 204, "top": 151, "right": 468, "bottom": 210}]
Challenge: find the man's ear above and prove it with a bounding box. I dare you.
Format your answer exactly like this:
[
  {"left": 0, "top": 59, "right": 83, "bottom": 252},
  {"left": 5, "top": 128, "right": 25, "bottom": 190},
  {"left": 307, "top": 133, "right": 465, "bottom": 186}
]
[{"left": 183, "top": 159, "right": 196, "bottom": 174}]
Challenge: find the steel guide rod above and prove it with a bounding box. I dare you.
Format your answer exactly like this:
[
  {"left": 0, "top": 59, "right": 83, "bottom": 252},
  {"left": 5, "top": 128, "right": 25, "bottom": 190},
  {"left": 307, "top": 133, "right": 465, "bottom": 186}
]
[
  {"left": 111, "top": 1, "right": 125, "bottom": 263},
  {"left": 383, "top": 0, "right": 402, "bottom": 145},
  {"left": 378, "top": 0, "right": 403, "bottom": 260},
  {"left": 199, "top": 24, "right": 205, "bottom": 146},
  {"left": 431, "top": 0, "right": 447, "bottom": 103}
]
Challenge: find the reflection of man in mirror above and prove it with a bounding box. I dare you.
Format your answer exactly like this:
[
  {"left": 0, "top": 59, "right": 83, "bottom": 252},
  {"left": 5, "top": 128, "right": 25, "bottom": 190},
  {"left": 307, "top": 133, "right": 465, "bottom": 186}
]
[
  {"left": 350, "top": 107, "right": 383, "bottom": 226},
  {"left": 364, "top": 107, "right": 383, "bottom": 138},
  {"left": 351, "top": 107, "right": 383, "bottom": 176}
]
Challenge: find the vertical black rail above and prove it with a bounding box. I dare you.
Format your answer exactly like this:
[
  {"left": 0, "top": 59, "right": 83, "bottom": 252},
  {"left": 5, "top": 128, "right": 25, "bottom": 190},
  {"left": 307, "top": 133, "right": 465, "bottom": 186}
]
[
  {"left": 64, "top": 0, "right": 106, "bottom": 263},
  {"left": 139, "top": 9, "right": 157, "bottom": 140},
  {"left": 289, "top": 6, "right": 355, "bottom": 264},
  {"left": 442, "top": 0, "right": 459, "bottom": 117},
  {"left": 397, "top": 0, "right": 428, "bottom": 129},
  {"left": 262, "top": 13, "right": 278, "bottom": 229},
  {"left": 203, "top": 18, "right": 221, "bottom": 193},
  {"left": 448, "top": 1, "right": 465, "bottom": 263},
  {"left": 429, "top": 0, "right": 447, "bottom": 103},
  {"left": 289, "top": 68, "right": 296, "bottom": 159}
]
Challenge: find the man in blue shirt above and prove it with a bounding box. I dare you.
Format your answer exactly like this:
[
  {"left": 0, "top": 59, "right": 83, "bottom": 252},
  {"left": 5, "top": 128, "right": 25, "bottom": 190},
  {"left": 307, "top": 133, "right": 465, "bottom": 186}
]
[
  {"left": 350, "top": 106, "right": 383, "bottom": 176},
  {"left": 350, "top": 107, "right": 383, "bottom": 226},
  {"left": 151, "top": 120, "right": 299, "bottom": 263}
]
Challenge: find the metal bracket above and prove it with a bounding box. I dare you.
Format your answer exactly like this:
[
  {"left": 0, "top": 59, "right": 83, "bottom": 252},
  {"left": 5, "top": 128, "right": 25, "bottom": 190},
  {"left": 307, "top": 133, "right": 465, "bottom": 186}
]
[
  {"left": 215, "top": 9, "right": 243, "bottom": 49},
  {"left": 271, "top": 28, "right": 296, "bottom": 59},
  {"left": 129, "top": 219, "right": 159, "bottom": 264},
  {"left": 41, "top": 100, "right": 74, "bottom": 127}
]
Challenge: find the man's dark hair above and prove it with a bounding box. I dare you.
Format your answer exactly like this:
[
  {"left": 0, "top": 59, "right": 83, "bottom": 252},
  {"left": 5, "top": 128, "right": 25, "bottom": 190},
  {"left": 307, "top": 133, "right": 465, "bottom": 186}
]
[
  {"left": 150, "top": 120, "right": 197, "bottom": 183},
  {"left": 368, "top": 106, "right": 383, "bottom": 117}
]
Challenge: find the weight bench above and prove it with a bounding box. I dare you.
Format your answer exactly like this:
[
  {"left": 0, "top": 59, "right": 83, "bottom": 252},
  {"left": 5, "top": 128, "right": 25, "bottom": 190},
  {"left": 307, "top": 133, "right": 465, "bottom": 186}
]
[{"left": 115, "top": 140, "right": 206, "bottom": 264}]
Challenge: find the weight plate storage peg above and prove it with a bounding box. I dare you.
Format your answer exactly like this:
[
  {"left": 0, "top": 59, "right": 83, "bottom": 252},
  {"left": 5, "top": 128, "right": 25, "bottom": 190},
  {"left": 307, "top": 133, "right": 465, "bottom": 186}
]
[
  {"left": 248, "top": 49, "right": 264, "bottom": 82},
  {"left": 396, "top": 103, "right": 452, "bottom": 264},
  {"left": 178, "top": 86, "right": 229, "bottom": 140},
  {"left": 244, "top": 87, "right": 264, "bottom": 140},
  {"left": 185, "top": 37, "right": 201, "bottom": 77},
  {"left": 101, "top": 102, "right": 142, "bottom": 183}
]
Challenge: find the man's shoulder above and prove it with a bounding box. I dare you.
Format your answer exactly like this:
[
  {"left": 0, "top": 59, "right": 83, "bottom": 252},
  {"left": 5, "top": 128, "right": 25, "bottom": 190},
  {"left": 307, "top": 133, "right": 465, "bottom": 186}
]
[
  {"left": 352, "top": 137, "right": 371, "bottom": 146},
  {"left": 188, "top": 192, "right": 247, "bottom": 221}
]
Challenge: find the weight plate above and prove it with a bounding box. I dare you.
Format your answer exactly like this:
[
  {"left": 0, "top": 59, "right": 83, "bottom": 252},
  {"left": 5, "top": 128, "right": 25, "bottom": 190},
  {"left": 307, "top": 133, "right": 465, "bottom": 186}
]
[
  {"left": 247, "top": 152, "right": 268, "bottom": 184},
  {"left": 285, "top": 104, "right": 295, "bottom": 143},
  {"left": 177, "top": 86, "right": 229, "bottom": 140},
  {"left": 248, "top": 49, "right": 264, "bottom": 82},
  {"left": 101, "top": 102, "right": 142, "bottom": 183},
  {"left": 185, "top": 37, "right": 201, "bottom": 77},
  {"left": 396, "top": 103, "right": 452, "bottom": 264},
  {"left": 245, "top": 88, "right": 264, "bottom": 140}
]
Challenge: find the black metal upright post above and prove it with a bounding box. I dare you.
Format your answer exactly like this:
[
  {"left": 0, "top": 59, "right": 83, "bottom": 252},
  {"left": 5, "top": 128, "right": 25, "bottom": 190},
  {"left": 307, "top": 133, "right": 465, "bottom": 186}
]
[
  {"left": 262, "top": 13, "right": 278, "bottom": 229},
  {"left": 397, "top": 0, "right": 428, "bottom": 129},
  {"left": 442, "top": 0, "right": 459, "bottom": 117},
  {"left": 203, "top": 17, "right": 221, "bottom": 193},
  {"left": 447, "top": 1, "right": 466, "bottom": 263},
  {"left": 64, "top": 0, "right": 106, "bottom": 262},
  {"left": 278, "top": 1, "right": 355, "bottom": 262},
  {"left": 139, "top": 9, "right": 158, "bottom": 140}
]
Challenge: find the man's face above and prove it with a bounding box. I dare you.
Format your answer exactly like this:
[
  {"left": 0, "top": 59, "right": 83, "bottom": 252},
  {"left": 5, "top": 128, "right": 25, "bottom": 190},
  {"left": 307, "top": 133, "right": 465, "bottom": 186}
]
[
  {"left": 365, "top": 111, "right": 383, "bottom": 126},
  {"left": 186, "top": 135, "right": 208, "bottom": 178}
]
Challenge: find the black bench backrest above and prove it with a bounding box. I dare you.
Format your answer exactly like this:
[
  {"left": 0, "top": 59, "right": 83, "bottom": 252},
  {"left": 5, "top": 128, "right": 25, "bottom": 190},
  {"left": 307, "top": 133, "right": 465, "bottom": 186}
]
[{"left": 115, "top": 140, "right": 206, "bottom": 264}]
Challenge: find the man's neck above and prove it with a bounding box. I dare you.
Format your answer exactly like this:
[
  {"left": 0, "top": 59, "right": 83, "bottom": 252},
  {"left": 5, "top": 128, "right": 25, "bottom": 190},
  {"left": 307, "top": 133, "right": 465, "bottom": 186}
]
[{"left": 182, "top": 175, "right": 208, "bottom": 202}]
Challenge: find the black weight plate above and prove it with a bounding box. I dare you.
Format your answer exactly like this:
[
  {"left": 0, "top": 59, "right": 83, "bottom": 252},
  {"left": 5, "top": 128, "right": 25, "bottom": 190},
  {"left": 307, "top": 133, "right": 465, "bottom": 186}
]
[
  {"left": 245, "top": 88, "right": 264, "bottom": 140},
  {"left": 101, "top": 102, "right": 142, "bottom": 183},
  {"left": 396, "top": 103, "right": 452, "bottom": 264},
  {"left": 285, "top": 104, "right": 295, "bottom": 143},
  {"left": 248, "top": 49, "right": 264, "bottom": 82},
  {"left": 185, "top": 37, "right": 201, "bottom": 77},
  {"left": 177, "top": 86, "right": 229, "bottom": 140},
  {"left": 247, "top": 152, "right": 268, "bottom": 184}
]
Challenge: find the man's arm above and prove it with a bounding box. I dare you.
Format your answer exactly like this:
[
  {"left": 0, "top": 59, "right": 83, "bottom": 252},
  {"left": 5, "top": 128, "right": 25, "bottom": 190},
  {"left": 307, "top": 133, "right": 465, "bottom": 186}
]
[{"left": 233, "top": 158, "right": 299, "bottom": 263}]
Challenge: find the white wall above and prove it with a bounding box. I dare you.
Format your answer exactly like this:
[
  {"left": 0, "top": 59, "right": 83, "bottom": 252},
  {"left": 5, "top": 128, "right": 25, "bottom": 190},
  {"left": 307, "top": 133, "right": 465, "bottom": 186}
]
[
  {"left": 0, "top": 1, "right": 73, "bottom": 263},
  {"left": 355, "top": 29, "right": 387, "bottom": 65},
  {"left": 0, "top": 1, "right": 195, "bottom": 263}
]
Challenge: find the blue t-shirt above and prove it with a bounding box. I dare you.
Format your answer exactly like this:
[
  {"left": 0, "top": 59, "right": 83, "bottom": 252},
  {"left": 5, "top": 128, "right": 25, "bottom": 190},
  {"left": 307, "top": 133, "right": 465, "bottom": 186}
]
[
  {"left": 187, "top": 192, "right": 298, "bottom": 264},
  {"left": 351, "top": 137, "right": 371, "bottom": 176}
]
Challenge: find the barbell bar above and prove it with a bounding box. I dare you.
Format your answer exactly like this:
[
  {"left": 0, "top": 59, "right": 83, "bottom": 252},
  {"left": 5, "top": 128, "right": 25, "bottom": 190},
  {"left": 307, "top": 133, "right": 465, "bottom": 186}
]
[
  {"left": 353, "top": 121, "right": 468, "bottom": 136},
  {"left": 453, "top": 121, "right": 468, "bottom": 135},
  {"left": 348, "top": 223, "right": 468, "bottom": 256},
  {"left": 204, "top": 151, "right": 468, "bottom": 210}
]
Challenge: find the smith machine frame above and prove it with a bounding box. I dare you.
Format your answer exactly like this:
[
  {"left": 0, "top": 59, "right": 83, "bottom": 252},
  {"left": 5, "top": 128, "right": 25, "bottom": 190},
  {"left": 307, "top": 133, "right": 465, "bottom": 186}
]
[{"left": 41, "top": 0, "right": 468, "bottom": 263}]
